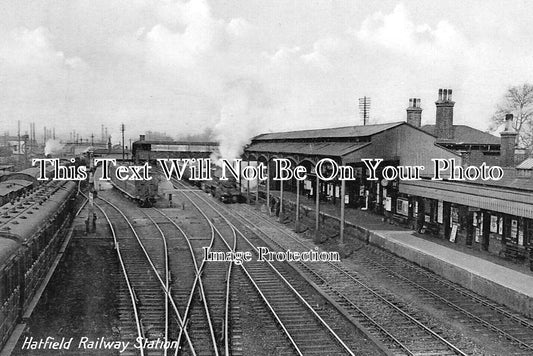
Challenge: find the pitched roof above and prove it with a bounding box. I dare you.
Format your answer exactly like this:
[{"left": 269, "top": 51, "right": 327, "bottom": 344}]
[
  {"left": 253, "top": 122, "right": 404, "bottom": 141},
  {"left": 420, "top": 125, "right": 500, "bottom": 145},
  {"left": 246, "top": 141, "right": 370, "bottom": 157},
  {"left": 517, "top": 157, "right": 533, "bottom": 170}
]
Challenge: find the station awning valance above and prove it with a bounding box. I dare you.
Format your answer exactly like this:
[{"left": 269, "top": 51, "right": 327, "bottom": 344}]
[{"left": 400, "top": 180, "right": 533, "bottom": 219}]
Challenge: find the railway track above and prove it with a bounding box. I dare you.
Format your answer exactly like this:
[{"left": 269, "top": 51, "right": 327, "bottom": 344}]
[
  {"left": 236, "top": 202, "right": 533, "bottom": 354},
  {"left": 355, "top": 244, "right": 533, "bottom": 355},
  {"left": 171, "top": 178, "right": 378, "bottom": 356},
  {"left": 95, "top": 191, "right": 196, "bottom": 356},
  {"left": 101, "top": 186, "right": 233, "bottom": 355},
  {"left": 204, "top": 201, "right": 471, "bottom": 355},
  {"left": 147, "top": 207, "right": 225, "bottom": 356}
]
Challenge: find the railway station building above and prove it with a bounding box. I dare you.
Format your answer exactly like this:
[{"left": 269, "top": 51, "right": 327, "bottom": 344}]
[
  {"left": 243, "top": 89, "right": 533, "bottom": 267},
  {"left": 132, "top": 137, "right": 218, "bottom": 162}
]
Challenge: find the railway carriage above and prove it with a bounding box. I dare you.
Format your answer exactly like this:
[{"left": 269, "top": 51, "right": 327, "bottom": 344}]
[
  {"left": 108, "top": 163, "right": 159, "bottom": 207},
  {"left": 0, "top": 181, "right": 77, "bottom": 351},
  {"left": 0, "top": 180, "right": 32, "bottom": 207},
  {"left": 0, "top": 166, "right": 56, "bottom": 207},
  {"left": 134, "top": 179, "right": 159, "bottom": 207}
]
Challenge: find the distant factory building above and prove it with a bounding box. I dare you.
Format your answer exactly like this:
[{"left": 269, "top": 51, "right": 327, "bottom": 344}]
[{"left": 132, "top": 136, "right": 219, "bottom": 162}]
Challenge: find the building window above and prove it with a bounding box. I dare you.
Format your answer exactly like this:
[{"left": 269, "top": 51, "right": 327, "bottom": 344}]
[
  {"left": 490, "top": 215, "right": 498, "bottom": 233},
  {"left": 396, "top": 198, "right": 409, "bottom": 216}
]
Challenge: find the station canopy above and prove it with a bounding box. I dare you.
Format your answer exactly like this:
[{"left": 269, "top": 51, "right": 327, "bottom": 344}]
[{"left": 245, "top": 122, "right": 404, "bottom": 162}]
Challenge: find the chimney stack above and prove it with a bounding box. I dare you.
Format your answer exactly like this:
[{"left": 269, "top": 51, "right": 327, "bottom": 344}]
[
  {"left": 435, "top": 88, "right": 455, "bottom": 140},
  {"left": 406, "top": 98, "right": 422, "bottom": 127},
  {"left": 139, "top": 134, "right": 145, "bottom": 141},
  {"left": 500, "top": 113, "right": 518, "bottom": 167}
]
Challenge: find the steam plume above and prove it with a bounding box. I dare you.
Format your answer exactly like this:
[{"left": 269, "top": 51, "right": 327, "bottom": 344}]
[{"left": 44, "top": 139, "right": 64, "bottom": 156}]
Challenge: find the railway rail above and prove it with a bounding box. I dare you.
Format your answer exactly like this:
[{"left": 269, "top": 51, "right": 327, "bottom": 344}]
[
  {"left": 193, "top": 195, "right": 470, "bottom": 356},
  {"left": 146, "top": 207, "right": 224, "bottom": 356},
  {"left": 94, "top": 192, "right": 196, "bottom": 356},
  {"left": 171, "top": 178, "right": 376, "bottom": 356},
  {"left": 356, "top": 244, "right": 533, "bottom": 354},
  {"left": 233, "top": 202, "right": 533, "bottom": 355}
]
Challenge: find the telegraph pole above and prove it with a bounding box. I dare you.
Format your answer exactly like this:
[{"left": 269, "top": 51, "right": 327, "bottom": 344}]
[
  {"left": 121, "top": 123, "right": 125, "bottom": 161},
  {"left": 358, "top": 96, "right": 371, "bottom": 125},
  {"left": 17, "top": 120, "right": 21, "bottom": 165}
]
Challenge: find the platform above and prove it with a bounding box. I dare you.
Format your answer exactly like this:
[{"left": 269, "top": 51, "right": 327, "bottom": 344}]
[{"left": 266, "top": 190, "right": 533, "bottom": 318}]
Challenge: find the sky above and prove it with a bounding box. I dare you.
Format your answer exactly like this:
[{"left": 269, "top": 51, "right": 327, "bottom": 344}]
[{"left": 1, "top": 0, "right": 533, "bottom": 158}]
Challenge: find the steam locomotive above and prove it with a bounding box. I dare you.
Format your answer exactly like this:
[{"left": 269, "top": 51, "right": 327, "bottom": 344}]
[
  {"left": 0, "top": 180, "right": 77, "bottom": 351},
  {"left": 201, "top": 167, "right": 243, "bottom": 203}
]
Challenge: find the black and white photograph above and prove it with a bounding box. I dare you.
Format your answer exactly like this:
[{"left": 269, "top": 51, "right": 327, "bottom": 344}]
[{"left": 1, "top": 1, "right": 533, "bottom": 355}]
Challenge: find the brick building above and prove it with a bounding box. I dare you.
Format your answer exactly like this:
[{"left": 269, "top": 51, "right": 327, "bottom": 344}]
[{"left": 243, "top": 92, "right": 533, "bottom": 266}]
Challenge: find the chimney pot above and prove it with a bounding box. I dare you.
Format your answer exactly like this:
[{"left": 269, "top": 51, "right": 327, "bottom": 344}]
[
  {"left": 504, "top": 114, "right": 515, "bottom": 132},
  {"left": 500, "top": 113, "right": 517, "bottom": 167},
  {"left": 406, "top": 97, "right": 422, "bottom": 127},
  {"left": 435, "top": 88, "right": 455, "bottom": 140}
]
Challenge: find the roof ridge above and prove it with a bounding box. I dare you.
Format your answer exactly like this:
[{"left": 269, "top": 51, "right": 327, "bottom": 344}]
[{"left": 253, "top": 121, "right": 405, "bottom": 140}]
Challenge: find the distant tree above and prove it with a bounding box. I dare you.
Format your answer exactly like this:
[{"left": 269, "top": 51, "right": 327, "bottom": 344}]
[{"left": 491, "top": 83, "right": 533, "bottom": 149}]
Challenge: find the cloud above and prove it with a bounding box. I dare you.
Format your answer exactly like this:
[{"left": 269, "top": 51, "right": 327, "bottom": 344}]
[
  {"left": 301, "top": 37, "right": 349, "bottom": 70},
  {"left": 3, "top": 0, "right": 533, "bottom": 152},
  {"left": 139, "top": 0, "right": 269, "bottom": 157},
  {"left": 227, "top": 18, "right": 252, "bottom": 39},
  {"left": 355, "top": 3, "right": 468, "bottom": 64},
  {"left": 348, "top": 3, "right": 533, "bottom": 129},
  {"left": 0, "top": 27, "right": 84, "bottom": 70},
  {"left": 0, "top": 27, "right": 88, "bottom": 129}
]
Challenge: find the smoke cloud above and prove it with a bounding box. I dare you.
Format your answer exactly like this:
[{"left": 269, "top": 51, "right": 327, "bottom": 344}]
[
  {"left": 214, "top": 80, "right": 271, "bottom": 159},
  {"left": 44, "top": 139, "right": 64, "bottom": 156}
]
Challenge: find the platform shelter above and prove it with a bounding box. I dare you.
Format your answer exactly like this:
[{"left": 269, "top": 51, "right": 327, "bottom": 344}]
[{"left": 243, "top": 121, "right": 460, "bottom": 243}]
